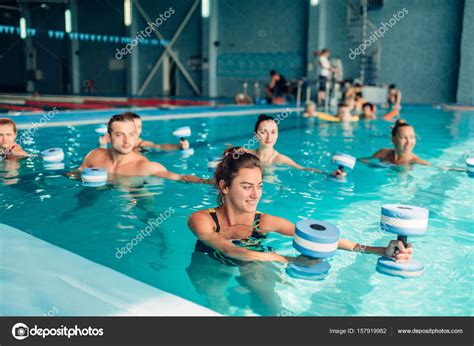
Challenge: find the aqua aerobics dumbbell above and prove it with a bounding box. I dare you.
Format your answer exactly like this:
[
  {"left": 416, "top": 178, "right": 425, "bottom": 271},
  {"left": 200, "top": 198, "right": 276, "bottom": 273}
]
[
  {"left": 172, "top": 127, "right": 194, "bottom": 156},
  {"left": 286, "top": 219, "right": 340, "bottom": 281},
  {"left": 207, "top": 156, "right": 222, "bottom": 173},
  {"left": 94, "top": 124, "right": 107, "bottom": 135},
  {"left": 376, "top": 204, "right": 428, "bottom": 278},
  {"left": 42, "top": 148, "right": 65, "bottom": 170},
  {"left": 466, "top": 158, "right": 474, "bottom": 178},
  {"left": 95, "top": 124, "right": 109, "bottom": 149},
  {"left": 331, "top": 152, "right": 356, "bottom": 173},
  {"left": 82, "top": 168, "right": 108, "bottom": 187}
]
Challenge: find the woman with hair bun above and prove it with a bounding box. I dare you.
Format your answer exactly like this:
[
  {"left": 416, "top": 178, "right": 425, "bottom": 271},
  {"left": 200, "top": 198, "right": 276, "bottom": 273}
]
[
  {"left": 360, "top": 119, "right": 430, "bottom": 166},
  {"left": 186, "top": 147, "right": 411, "bottom": 314},
  {"left": 188, "top": 147, "right": 411, "bottom": 265}
]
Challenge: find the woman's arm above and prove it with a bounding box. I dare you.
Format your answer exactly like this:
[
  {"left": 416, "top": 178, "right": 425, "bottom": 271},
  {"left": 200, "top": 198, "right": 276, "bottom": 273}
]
[
  {"left": 277, "top": 154, "right": 344, "bottom": 177},
  {"left": 150, "top": 162, "right": 212, "bottom": 184},
  {"left": 338, "top": 238, "right": 412, "bottom": 262},
  {"left": 188, "top": 212, "right": 289, "bottom": 263},
  {"left": 260, "top": 214, "right": 412, "bottom": 262},
  {"left": 395, "top": 91, "right": 402, "bottom": 108},
  {"left": 259, "top": 214, "right": 296, "bottom": 236},
  {"left": 358, "top": 149, "right": 387, "bottom": 164},
  {"left": 411, "top": 154, "right": 431, "bottom": 166},
  {"left": 140, "top": 139, "right": 187, "bottom": 151}
]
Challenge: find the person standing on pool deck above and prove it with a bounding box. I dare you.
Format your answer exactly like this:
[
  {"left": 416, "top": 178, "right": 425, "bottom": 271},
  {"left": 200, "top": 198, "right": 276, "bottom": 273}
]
[
  {"left": 98, "top": 112, "right": 189, "bottom": 152},
  {"left": 188, "top": 148, "right": 413, "bottom": 265},
  {"left": 66, "top": 113, "right": 211, "bottom": 184},
  {"left": 248, "top": 114, "right": 344, "bottom": 177},
  {"left": 359, "top": 119, "right": 430, "bottom": 166},
  {"left": 317, "top": 49, "right": 337, "bottom": 107},
  {"left": 0, "top": 118, "right": 28, "bottom": 160}
]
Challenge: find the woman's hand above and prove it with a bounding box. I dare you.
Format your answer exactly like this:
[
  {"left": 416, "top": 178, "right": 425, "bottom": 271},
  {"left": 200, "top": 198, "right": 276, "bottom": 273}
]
[
  {"left": 331, "top": 169, "right": 347, "bottom": 178},
  {"left": 384, "top": 240, "right": 413, "bottom": 263},
  {"left": 64, "top": 170, "right": 81, "bottom": 180},
  {"left": 179, "top": 138, "right": 190, "bottom": 150}
]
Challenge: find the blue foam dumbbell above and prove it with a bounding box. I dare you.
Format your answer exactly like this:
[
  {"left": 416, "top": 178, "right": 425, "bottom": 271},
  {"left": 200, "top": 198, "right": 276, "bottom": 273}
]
[
  {"left": 82, "top": 167, "right": 108, "bottom": 187},
  {"left": 376, "top": 204, "right": 428, "bottom": 278},
  {"left": 286, "top": 219, "right": 340, "bottom": 281}
]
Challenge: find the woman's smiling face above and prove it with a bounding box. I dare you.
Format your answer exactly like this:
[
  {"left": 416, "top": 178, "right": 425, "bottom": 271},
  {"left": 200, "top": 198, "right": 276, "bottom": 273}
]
[
  {"left": 393, "top": 125, "right": 416, "bottom": 153},
  {"left": 256, "top": 120, "right": 278, "bottom": 148},
  {"left": 221, "top": 167, "right": 263, "bottom": 213}
]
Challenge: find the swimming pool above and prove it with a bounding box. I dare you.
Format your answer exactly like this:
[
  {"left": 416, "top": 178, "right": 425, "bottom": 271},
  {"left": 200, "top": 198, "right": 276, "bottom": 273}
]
[{"left": 1, "top": 105, "right": 473, "bottom": 316}]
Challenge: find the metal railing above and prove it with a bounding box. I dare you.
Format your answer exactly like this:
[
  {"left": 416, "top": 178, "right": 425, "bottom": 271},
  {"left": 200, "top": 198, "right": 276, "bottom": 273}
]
[{"left": 346, "top": 0, "right": 381, "bottom": 84}]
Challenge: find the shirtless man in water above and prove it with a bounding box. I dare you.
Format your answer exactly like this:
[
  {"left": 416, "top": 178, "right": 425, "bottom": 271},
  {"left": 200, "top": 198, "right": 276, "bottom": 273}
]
[
  {"left": 66, "top": 112, "right": 210, "bottom": 184},
  {"left": 99, "top": 112, "right": 189, "bottom": 152}
]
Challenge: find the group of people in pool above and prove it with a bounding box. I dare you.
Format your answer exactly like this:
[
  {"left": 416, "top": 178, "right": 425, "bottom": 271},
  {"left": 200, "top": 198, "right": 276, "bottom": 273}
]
[
  {"left": 304, "top": 81, "right": 401, "bottom": 122},
  {"left": 1, "top": 112, "right": 421, "bottom": 267},
  {"left": 311, "top": 48, "right": 402, "bottom": 121}
]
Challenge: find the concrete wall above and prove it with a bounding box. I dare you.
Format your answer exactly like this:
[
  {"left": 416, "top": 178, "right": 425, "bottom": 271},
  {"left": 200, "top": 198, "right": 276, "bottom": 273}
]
[
  {"left": 216, "top": 0, "right": 307, "bottom": 97},
  {"left": 0, "top": 0, "right": 471, "bottom": 104},
  {"left": 367, "top": 0, "right": 464, "bottom": 104},
  {"left": 134, "top": 0, "right": 202, "bottom": 97}
]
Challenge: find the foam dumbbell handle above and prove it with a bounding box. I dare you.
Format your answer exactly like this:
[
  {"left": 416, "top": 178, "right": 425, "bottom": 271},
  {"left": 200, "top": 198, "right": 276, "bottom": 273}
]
[
  {"left": 393, "top": 235, "right": 408, "bottom": 257},
  {"left": 398, "top": 235, "right": 408, "bottom": 246}
]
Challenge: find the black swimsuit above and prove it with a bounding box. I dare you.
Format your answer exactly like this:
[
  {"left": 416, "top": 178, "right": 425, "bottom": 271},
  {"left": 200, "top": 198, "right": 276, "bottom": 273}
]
[{"left": 194, "top": 208, "right": 274, "bottom": 266}]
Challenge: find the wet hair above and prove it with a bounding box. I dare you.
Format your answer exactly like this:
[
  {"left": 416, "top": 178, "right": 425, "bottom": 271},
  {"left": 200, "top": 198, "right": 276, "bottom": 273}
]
[
  {"left": 107, "top": 112, "right": 137, "bottom": 134},
  {"left": 389, "top": 84, "right": 396, "bottom": 90},
  {"left": 0, "top": 118, "right": 16, "bottom": 133},
  {"left": 338, "top": 102, "right": 349, "bottom": 108},
  {"left": 254, "top": 114, "right": 276, "bottom": 133},
  {"left": 269, "top": 70, "right": 277, "bottom": 76},
  {"left": 362, "top": 102, "right": 374, "bottom": 111},
  {"left": 128, "top": 112, "right": 141, "bottom": 120},
  {"left": 214, "top": 147, "right": 262, "bottom": 205},
  {"left": 391, "top": 119, "right": 411, "bottom": 137}
]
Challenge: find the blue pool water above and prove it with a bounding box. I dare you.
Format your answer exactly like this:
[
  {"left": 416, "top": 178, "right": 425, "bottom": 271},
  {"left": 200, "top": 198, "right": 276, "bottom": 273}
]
[{"left": 1, "top": 105, "right": 473, "bottom": 316}]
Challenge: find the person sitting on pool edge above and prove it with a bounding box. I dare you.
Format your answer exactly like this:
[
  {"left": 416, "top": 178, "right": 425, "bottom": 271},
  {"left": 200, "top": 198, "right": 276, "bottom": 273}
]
[
  {"left": 249, "top": 114, "right": 344, "bottom": 177},
  {"left": 386, "top": 84, "right": 402, "bottom": 110},
  {"left": 66, "top": 112, "right": 211, "bottom": 183},
  {"left": 0, "top": 118, "right": 28, "bottom": 160},
  {"left": 361, "top": 102, "right": 377, "bottom": 120},
  {"left": 265, "top": 70, "right": 288, "bottom": 104},
  {"left": 99, "top": 112, "right": 189, "bottom": 152},
  {"left": 188, "top": 148, "right": 412, "bottom": 265},
  {"left": 359, "top": 119, "right": 430, "bottom": 166},
  {"left": 303, "top": 101, "right": 318, "bottom": 118}
]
